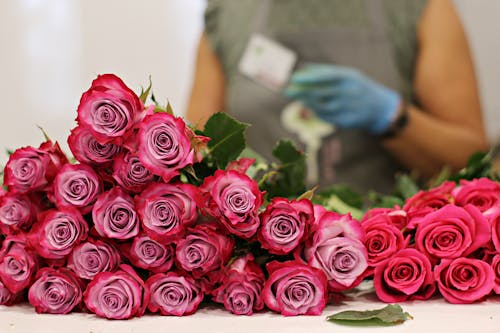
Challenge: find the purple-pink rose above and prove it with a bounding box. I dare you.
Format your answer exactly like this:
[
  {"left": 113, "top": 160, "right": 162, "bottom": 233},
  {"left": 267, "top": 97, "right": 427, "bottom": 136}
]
[
  {"left": 492, "top": 254, "right": 500, "bottom": 294},
  {"left": 452, "top": 178, "right": 500, "bottom": 212},
  {"left": 484, "top": 206, "right": 500, "bottom": 253},
  {"left": 434, "top": 257, "right": 495, "bottom": 304},
  {"left": 92, "top": 187, "right": 139, "bottom": 240},
  {"left": 67, "top": 239, "right": 121, "bottom": 280},
  {"left": 84, "top": 264, "right": 149, "bottom": 319},
  {"left": 146, "top": 272, "right": 203, "bottom": 316},
  {"left": 0, "top": 278, "right": 22, "bottom": 306},
  {"left": 28, "top": 267, "right": 83, "bottom": 314},
  {"left": 68, "top": 126, "right": 122, "bottom": 165},
  {"left": 0, "top": 193, "right": 38, "bottom": 233},
  {"left": 0, "top": 235, "right": 37, "bottom": 293},
  {"left": 112, "top": 151, "right": 156, "bottom": 193},
  {"left": 262, "top": 260, "right": 327, "bottom": 316},
  {"left": 121, "top": 233, "right": 174, "bottom": 273}
]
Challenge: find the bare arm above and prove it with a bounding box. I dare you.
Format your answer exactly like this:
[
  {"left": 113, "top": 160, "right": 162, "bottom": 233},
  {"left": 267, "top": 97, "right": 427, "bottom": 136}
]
[{"left": 383, "top": 0, "right": 488, "bottom": 177}]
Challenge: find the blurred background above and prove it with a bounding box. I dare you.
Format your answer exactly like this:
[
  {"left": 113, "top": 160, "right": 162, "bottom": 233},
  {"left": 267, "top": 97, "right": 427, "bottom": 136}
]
[{"left": 0, "top": 0, "right": 498, "bottom": 165}]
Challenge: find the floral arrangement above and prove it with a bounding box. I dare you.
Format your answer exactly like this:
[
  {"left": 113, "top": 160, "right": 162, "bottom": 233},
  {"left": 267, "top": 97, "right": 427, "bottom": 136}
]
[{"left": 0, "top": 74, "right": 498, "bottom": 320}]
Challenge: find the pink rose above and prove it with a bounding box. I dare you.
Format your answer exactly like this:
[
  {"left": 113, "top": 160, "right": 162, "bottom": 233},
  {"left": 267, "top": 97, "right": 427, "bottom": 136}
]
[
  {"left": 38, "top": 140, "right": 69, "bottom": 179},
  {"left": 0, "top": 193, "right": 38, "bottom": 233},
  {"left": 176, "top": 223, "right": 234, "bottom": 278},
  {"left": 92, "top": 187, "right": 139, "bottom": 240},
  {"left": 146, "top": 272, "right": 204, "bottom": 316},
  {"left": 67, "top": 239, "right": 121, "bottom": 280},
  {"left": 258, "top": 198, "right": 313, "bottom": 255},
  {"left": 0, "top": 235, "right": 37, "bottom": 293},
  {"left": 452, "top": 178, "right": 500, "bottom": 212},
  {"left": 414, "top": 204, "right": 490, "bottom": 261},
  {"left": 28, "top": 208, "right": 88, "bottom": 260},
  {"left": 28, "top": 267, "right": 82, "bottom": 314},
  {"left": 112, "top": 151, "right": 156, "bottom": 193},
  {"left": 214, "top": 254, "right": 265, "bottom": 315},
  {"left": 362, "top": 207, "right": 407, "bottom": 230},
  {"left": 121, "top": 233, "right": 174, "bottom": 273},
  {"left": 137, "top": 113, "right": 194, "bottom": 182},
  {"left": 3, "top": 146, "right": 51, "bottom": 193},
  {"left": 135, "top": 183, "right": 201, "bottom": 243},
  {"left": 202, "top": 170, "right": 263, "bottom": 239},
  {"left": 484, "top": 206, "right": 500, "bottom": 253},
  {"left": 68, "top": 126, "right": 122, "bottom": 165},
  {"left": 226, "top": 158, "right": 256, "bottom": 174},
  {"left": 435, "top": 257, "right": 494, "bottom": 304},
  {"left": 84, "top": 264, "right": 149, "bottom": 319},
  {"left": 53, "top": 163, "right": 102, "bottom": 214},
  {"left": 262, "top": 260, "right": 327, "bottom": 316},
  {"left": 0, "top": 279, "right": 22, "bottom": 306},
  {"left": 404, "top": 181, "right": 455, "bottom": 221},
  {"left": 492, "top": 254, "right": 500, "bottom": 294},
  {"left": 374, "top": 248, "right": 436, "bottom": 303},
  {"left": 77, "top": 74, "right": 143, "bottom": 144}
]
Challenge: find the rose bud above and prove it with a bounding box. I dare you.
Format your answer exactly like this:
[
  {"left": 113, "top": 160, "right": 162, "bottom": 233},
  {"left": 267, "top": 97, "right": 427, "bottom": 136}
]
[
  {"left": 112, "top": 151, "right": 156, "bottom": 194},
  {"left": 0, "top": 278, "right": 23, "bottom": 306},
  {"left": 0, "top": 235, "right": 37, "bottom": 293},
  {"left": 176, "top": 223, "right": 234, "bottom": 278},
  {"left": 452, "top": 178, "right": 500, "bottom": 212},
  {"left": 0, "top": 193, "right": 38, "bottom": 233},
  {"left": 214, "top": 254, "right": 265, "bottom": 315},
  {"left": 38, "top": 140, "right": 69, "bottom": 179},
  {"left": 84, "top": 264, "right": 149, "bottom": 320},
  {"left": 67, "top": 239, "right": 121, "bottom": 280},
  {"left": 68, "top": 126, "right": 122, "bottom": 165},
  {"left": 492, "top": 254, "right": 500, "bottom": 294},
  {"left": 374, "top": 248, "right": 436, "bottom": 303},
  {"left": 135, "top": 183, "right": 201, "bottom": 243},
  {"left": 258, "top": 198, "right": 313, "bottom": 255},
  {"left": 53, "top": 163, "right": 102, "bottom": 214},
  {"left": 137, "top": 112, "right": 196, "bottom": 182},
  {"left": 201, "top": 170, "right": 263, "bottom": 239},
  {"left": 435, "top": 257, "right": 495, "bottom": 304},
  {"left": 263, "top": 260, "right": 328, "bottom": 316},
  {"left": 121, "top": 233, "right": 174, "bottom": 273},
  {"left": 3, "top": 146, "right": 51, "bottom": 193},
  {"left": 28, "top": 267, "right": 83, "bottom": 314},
  {"left": 77, "top": 74, "right": 143, "bottom": 144},
  {"left": 146, "top": 272, "right": 203, "bottom": 316},
  {"left": 362, "top": 206, "right": 407, "bottom": 230},
  {"left": 92, "top": 187, "right": 139, "bottom": 240},
  {"left": 403, "top": 181, "right": 455, "bottom": 222},
  {"left": 28, "top": 208, "right": 88, "bottom": 260}
]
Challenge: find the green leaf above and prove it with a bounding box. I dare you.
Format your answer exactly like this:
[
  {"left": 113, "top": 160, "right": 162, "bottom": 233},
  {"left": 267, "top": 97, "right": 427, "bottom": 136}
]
[
  {"left": 36, "top": 125, "right": 51, "bottom": 142},
  {"left": 318, "top": 184, "right": 364, "bottom": 209},
  {"left": 449, "top": 150, "right": 492, "bottom": 181},
  {"left": 327, "top": 304, "right": 413, "bottom": 326},
  {"left": 166, "top": 101, "right": 174, "bottom": 115},
  {"left": 139, "top": 76, "right": 152, "bottom": 103},
  {"left": 202, "top": 113, "right": 249, "bottom": 169},
  {"left": 297, "top": 186, "right": 318, "bottom": 201},
  {"left": 316, "top": 194, "right": 364, "bottom": 220},
  {"left": 181, "top": 164, "right": 198, "bottom": 182},
  {"left": 395, "top": 173, "right": 419, "bottom": 199},
  {"left": 6, "top": 149, "right": 14, "bottom": 156}
]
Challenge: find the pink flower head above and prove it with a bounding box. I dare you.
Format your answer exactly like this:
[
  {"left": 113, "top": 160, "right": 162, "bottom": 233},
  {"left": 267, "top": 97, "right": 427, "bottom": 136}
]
[
  {"left": 0, "top": 235, "right": 37, "bottom": 293},
  {"left": 0, "top": 279, "right": 22, "bottom": 306},
  {"left": 67, "top": 239, "right": 121, "bottom": 280},
  {"left": 452, "top": 178, "right": 500, "bottom": 212},
  {"left": 112, "top": 151, "right": 156, "bottom": 193},
  {"left": 121, "top": 233, "right": 174, "bottom": 273},
  {"left": 486, "top": 207, "right": 500, "bottom": 253},
  {"left": 68, "top": 126, "right": 122, "bottom": 165},
  {"left": 0, "top": 193, "right": 38, "bottom": 233},
  {"left": 263, "top": 260, "right": 327, "bottom": 316},
  {"left": 146, "top": 272, "right": 204, "bottom": 316},
  {"left": 492, "top": 254, "right": 500, "bottom": 294},
  {"left": 362, "top": 207, "right": 407, "bottom": 230},
  {"left": 4, "top": 146, "right": 51, "bottom": 193},
  {"left": 404, "top": 181, "right": 455, "bottom": 226}
]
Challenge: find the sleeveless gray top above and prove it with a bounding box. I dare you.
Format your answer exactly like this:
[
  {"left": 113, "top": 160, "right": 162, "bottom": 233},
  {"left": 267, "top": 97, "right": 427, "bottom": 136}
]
[{"left": 205, "top": 0, "right": 427, "bottom": 194}]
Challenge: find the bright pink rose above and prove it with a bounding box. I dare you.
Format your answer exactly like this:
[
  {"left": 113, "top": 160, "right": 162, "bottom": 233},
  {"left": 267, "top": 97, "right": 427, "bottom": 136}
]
[
  {"left": 214, "top": 254, "right": 265, "bottom": 315},
  {"left": 53, "top": 163, "right": 102, "bottom": 214},
  {"left": 435, "top": 257, "right": 494, "bottom": 304},
  {"left": 258, "top": 198, "right": 313, "bottom": 255},
  {"left": 112, "top": 151, "right": 156, "bottom": 193},
  {"left": 92, "top": 187, "right": 139, "bottom": 240},
  {"left": 484, "top": 206, "right": 500, "bottom": 253},
  {"left": 121, "top": 233, "right": 174, "bottom": 273},
  {"left": 28, "top": 267, "right": 82, "bottom": 314},
  {"left": 0, "top": 279, "right": 22, "bottom": 306},
  {"left": 0, "top": 193, "right": 38, "bottom": 233},
  {"left": 452, "top": 178, "right": 500, "bottom": 212},
  {"left": 3, "top": 146, "right": 51, "bottom": 193},
  {"left": 414, "top": 204, "right": 490, "bottom": 261},
  {"left": 135, "top": 183, "right": 201, "bottom": 243},
  {"left": 492, "top": 254, "right": 500, "bottom": 294},
  {"left": 84, "top": 264, "right": 149, "bottom": 319},
  {"left": 146, "top": 272, "right": 204, "bottom": 316},
  {"left": 137, "top": 113, "right": 194, "bottom": 182},
  {"left": 374, "top": 248, "right": 436, "bottom": 303},
  {"left": 404, "top": 181, "right": 455, "bottom": 222},
  {"left": 67, "top": 239, "right": 121, "bottom": 280},
  {"left": 202, "top": 170, "right": 263, "bottom": 239},
  {"left": 176, "top": 223, "right": 234, "bottom": 278},
  {"left": 0, "top": 235, "right": 37, "bottom": 293},
  {"left": 362, "top": 207, "right": 407, "bottom": 230},
  {"left": 77, "top": 74, "right": 143, "bottom": 144},
  {"left": 263, "top": 260, "right": 327, "bottom": 316},
  {"left": 28, "top": 208, "right": 88, "bottom": 260},
  {"left": 68, "top": 126, "right": 122, "bottom": 165}
]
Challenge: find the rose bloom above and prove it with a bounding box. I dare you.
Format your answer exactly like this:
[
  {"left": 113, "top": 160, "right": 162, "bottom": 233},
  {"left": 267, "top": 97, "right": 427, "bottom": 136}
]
[
  {"left": 0, "top": 279, "right": 22, "bottom": 306},
  {"left": 112, "top": 151, "right": 156, "bottom": 193},
  {"left": 0, "top": 235, "right": 37, "bottom": 293},
  {"left": 404, "top": 181, "right": 455, "bottom": 224},
  {"left": 484, "top": 206, "right": 500, "bottom": 253},
  {"left": 28, "top": 267, "right": 83, "bottom": 314},
  {"left": 362, "top": 207, "right": 407, "bottom": 230},
  {"left": 258, "top": 198, "right": 313, "bottom": 255},
  {"left": 135, "top": 183, "right": 201, "bottom": 243},
  {"left": 77, "top": 74, "right": 143, "bottom": 144},
  {"left": 146, "top": 272, "right": 204, "bottom": 316},
  {"left": 0, "top": 193, "right": 38, "bottom": 233},
  {"left": 263, "top": 260, "right": 327, "bottom": 316},
  {"left": 452, "top": 178, "right": 500, "bottom": 212},
  {"left": 53, "top": 163, "right": 102, "bottom": 214},
  {"left": 92, "top": 187, "right": 139, "bottom": 240},
  {"left": 121, "top": 233, "right": 174, "bottom": 273},
  {"left": 68, "top": 126, "right": 122, "bottom": 165},
  {"left": 84, "top": 264, "right": 149, "bottom": 319},
  {"left": 67, "top": 239, "right": 121, "bottom": 280},
  {"left": 214, "top": 254, "right": 265, "bottom": 315},
  {"left": 492, "top": 254, "right": 500, "bottom": 294},
  {"left": 414, "top": 204, "right": 490, "bottom": 262},
  {"left": 201, "top": 170, "right": 263, "bottom": 239},
  {"left": 435, "top": 257, "right": 495, "bottom": 304},
  {"left": 374, "top": 248, "right": 436, "bottom": 303}
]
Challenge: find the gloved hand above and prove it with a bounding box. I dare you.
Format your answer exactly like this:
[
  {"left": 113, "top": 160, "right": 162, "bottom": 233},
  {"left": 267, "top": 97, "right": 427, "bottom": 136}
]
[{"left": 284, "top": 64, "right": 401, "bottom": 135}]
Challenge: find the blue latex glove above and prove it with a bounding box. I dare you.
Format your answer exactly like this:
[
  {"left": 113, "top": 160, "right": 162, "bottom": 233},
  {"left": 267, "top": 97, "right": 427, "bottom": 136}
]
[{"left": 284, "top": 64, "right": 401, "bottom": 134}]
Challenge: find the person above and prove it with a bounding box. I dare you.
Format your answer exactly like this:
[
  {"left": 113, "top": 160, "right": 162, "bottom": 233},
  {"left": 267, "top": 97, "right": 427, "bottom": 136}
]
[{"left": 186, "top": 0, "right": 488, "bottom": 193}]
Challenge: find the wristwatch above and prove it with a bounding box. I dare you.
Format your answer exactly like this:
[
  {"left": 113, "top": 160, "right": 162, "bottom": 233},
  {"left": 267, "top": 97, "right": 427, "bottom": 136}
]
[{"left": 379, "top": 100, "right": 409, "bottom": 140}]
